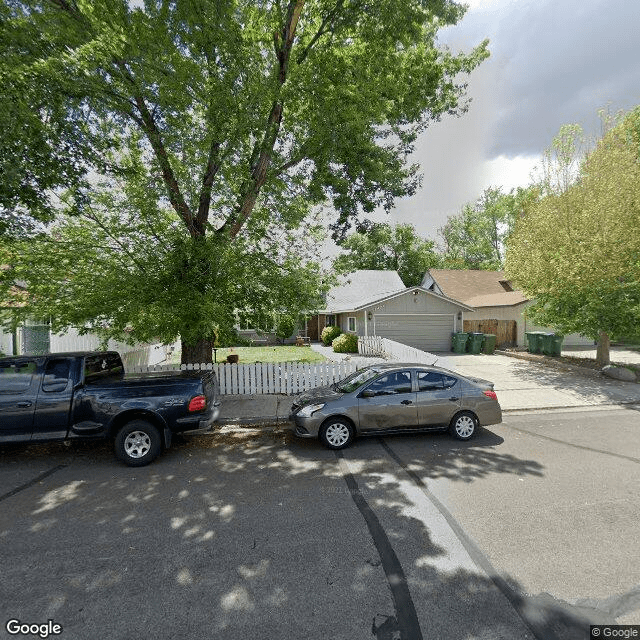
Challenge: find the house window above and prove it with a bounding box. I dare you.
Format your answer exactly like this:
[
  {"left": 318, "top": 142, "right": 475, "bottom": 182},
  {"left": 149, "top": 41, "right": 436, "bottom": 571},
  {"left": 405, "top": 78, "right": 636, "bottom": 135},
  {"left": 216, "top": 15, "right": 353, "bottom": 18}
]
[
  {"left": 236, "top": 311, "right": 255, "bottom": 331},
  {"left": 348, "top": 317, "right": 356, "bottom": 332},
  {"left": 236, "top": 311, "right": 276, "bottom": 332},
  {"left": 326, "top": 314, "right": 336, "bottom": 327}
]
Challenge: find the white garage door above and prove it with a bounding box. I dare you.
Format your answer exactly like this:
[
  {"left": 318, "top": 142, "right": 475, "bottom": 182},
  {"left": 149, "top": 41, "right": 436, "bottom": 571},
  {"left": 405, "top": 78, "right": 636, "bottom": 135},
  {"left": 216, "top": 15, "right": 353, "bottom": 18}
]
[{"left": 374, "top": 314, "right": 455, "bottom": 352}]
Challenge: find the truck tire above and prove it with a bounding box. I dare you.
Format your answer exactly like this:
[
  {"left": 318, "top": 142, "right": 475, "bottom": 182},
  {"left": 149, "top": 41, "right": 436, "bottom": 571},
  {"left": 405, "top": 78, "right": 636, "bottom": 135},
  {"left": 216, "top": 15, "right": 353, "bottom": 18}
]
[{"left": 115, "top": 419, "right": 162, "bottom": 467}]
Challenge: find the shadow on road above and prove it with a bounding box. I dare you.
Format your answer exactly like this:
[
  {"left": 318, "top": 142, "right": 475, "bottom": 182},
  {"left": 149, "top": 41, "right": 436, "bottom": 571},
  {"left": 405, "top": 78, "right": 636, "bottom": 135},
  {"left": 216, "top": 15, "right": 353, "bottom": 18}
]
[{"left": 0, "top": 428, "right": 623, "bottom": 640}]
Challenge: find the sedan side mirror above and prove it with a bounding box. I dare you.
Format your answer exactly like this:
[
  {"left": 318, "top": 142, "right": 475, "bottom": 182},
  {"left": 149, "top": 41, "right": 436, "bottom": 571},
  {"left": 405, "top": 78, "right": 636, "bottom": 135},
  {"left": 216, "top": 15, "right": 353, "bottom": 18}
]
[{"left": 360, "top": 389, "right": 376, "bottom": 398}]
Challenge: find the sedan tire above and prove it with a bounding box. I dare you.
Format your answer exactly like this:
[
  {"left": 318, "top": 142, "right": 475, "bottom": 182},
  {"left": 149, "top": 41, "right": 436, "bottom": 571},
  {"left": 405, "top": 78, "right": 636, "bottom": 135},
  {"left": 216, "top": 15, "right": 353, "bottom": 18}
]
[
  {"left": 319, "top": 418, "right": 355, "bottom": 450},
  {"left": 449, "top": 411, "right": 478, "bottom": 441},
  {"left": 115, "top": 419, "right": 162, "bottom": 467}
]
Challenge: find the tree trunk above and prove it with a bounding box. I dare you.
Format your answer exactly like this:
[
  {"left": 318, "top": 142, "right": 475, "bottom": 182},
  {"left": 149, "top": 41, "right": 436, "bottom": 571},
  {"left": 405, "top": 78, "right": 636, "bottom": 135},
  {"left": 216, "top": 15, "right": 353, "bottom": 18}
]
[
  {"left": 595, "top": 331, "right": 610, "bottom": 368},
  {"left": 181, "top": 338, "right": 216, "bottom": 365}
]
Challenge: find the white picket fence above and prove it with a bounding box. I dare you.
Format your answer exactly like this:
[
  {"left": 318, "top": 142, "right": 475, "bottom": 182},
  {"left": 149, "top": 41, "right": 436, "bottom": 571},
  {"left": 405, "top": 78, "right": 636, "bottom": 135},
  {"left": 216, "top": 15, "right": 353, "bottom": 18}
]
[
  {"left": 358, "top": 336, "right": 438, "bottom": 365},
  {"left": 127, "top": 361, "right": 357, "bottom": 395}
]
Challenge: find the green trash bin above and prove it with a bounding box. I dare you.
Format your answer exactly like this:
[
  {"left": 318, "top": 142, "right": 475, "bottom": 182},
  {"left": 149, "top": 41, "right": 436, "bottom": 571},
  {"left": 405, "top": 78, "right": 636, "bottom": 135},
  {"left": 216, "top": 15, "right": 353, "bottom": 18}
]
[
  {"left": 549, "top": 334, "right": 564, "bottom": 356},
  {"left": 451, "top": 332, "right": 469, "bottom": 353},
  {"left": 482, "top": 334, "right": 497, "bottom": 354},
  {"left": 540, "top": 333, "right": 555, "bottom": 356},
  {"left": 466, "top": 332, "right": 485, "bottom": 354},
  {"left": 525, "top": 332, "right": 534, "bottom": 352},
  {"left": 525, "top": 331, "right": 544, "bottom": 354}
]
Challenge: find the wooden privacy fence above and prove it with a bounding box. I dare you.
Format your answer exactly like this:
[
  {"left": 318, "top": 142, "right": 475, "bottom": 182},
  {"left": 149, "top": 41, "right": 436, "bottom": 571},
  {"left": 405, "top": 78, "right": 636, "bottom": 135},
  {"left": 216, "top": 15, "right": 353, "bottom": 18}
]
[
  {"left": 463, "top": 319, "right": 517, "bottom": 347},
  {"left": 127, "top": 361, "right": 357, "bottom": 395}
]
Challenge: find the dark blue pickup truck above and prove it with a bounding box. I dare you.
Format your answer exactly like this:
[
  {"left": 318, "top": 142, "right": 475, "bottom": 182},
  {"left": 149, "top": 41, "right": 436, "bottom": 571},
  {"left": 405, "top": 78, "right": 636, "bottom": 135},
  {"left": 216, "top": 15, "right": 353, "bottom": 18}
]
[{"left": 0, "top": 351, "right": 220, "bottom": 466}]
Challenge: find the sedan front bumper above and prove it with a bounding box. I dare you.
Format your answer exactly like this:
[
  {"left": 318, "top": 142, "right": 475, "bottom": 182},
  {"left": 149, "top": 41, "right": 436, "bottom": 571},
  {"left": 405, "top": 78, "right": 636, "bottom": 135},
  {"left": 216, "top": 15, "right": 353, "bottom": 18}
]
[{"left": 289, "top": 412, "right": 324, "bottom": 439}]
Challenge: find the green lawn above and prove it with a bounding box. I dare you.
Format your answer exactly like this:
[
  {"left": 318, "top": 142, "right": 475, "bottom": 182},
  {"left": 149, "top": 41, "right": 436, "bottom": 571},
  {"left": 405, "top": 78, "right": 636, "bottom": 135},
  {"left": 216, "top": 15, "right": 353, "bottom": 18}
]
[
  {"left": 166, "top": 345, "right": 328, "bottom": 365},
  {"left": 215, "top": 346, "right": 327, "bottom": 364}
]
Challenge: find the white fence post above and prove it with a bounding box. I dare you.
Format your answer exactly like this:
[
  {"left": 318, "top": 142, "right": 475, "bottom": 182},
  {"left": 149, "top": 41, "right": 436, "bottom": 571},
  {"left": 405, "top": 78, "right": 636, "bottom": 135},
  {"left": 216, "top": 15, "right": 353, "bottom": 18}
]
[{"left": 358, "top": 335, "right": 438, "bottom": 365}]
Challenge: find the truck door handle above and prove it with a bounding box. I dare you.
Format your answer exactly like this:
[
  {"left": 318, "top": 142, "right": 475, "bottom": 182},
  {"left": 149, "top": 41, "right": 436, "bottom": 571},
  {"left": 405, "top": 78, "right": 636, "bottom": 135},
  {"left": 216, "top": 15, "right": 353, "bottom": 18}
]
[
  {"left": 449, "top": 397, "right": 460, "bottom": 402},
  {"left": 17, "top": 401, "right": 33, "bottom": 408},
  {"left": 401, "top": 400, "right": 413, "bottom": 405}
]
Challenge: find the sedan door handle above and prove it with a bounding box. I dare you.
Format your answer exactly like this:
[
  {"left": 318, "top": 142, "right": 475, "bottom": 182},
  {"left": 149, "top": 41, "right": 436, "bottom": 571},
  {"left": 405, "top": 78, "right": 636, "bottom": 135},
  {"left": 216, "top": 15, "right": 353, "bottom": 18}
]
[
  {"left": 17, "top": 401, "right": 33, "bottom": 408},
  {"left": 449, "top": 397, "right": 460, "bottom": 402},
  {"left": 401, "top": 399, "right": 413, "bottom": 405}
]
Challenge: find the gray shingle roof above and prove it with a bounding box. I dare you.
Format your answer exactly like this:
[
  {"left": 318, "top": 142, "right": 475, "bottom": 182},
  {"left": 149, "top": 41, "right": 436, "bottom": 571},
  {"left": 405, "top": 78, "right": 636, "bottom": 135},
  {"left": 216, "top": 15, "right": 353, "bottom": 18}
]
[{"left": 322, "top": 270, "right": 405, "bottom": 312}]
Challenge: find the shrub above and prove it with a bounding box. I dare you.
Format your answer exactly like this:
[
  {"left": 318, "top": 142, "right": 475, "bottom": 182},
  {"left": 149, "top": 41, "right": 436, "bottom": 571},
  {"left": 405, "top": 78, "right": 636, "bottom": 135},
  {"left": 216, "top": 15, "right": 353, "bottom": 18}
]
[
  {"left": 321, "top": 325, "right": 342, "bottom": 346},
  {"left": 275, "top": 314, "right": 297, "bottom": 344},
  {"left": 332, "top": 333, "right": 359, "bottom": 353}
]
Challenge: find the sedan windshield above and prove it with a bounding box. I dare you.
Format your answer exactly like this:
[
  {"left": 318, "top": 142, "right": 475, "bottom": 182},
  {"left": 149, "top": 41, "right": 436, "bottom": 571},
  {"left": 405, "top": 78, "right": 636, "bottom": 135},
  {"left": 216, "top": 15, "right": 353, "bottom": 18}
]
[{"left": 335, "top": 368, "right": 381, "bottom": 393}]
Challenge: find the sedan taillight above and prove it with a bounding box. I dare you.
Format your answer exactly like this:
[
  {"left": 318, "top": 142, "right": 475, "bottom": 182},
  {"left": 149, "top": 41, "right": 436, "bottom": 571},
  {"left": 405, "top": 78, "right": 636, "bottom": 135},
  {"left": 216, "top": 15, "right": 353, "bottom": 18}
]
[
  {"left": 483, "top": 390, "right": 498, "bottom": 401},
  {"left": 188, "top": 395, "right": 207, "bottom": 412}
]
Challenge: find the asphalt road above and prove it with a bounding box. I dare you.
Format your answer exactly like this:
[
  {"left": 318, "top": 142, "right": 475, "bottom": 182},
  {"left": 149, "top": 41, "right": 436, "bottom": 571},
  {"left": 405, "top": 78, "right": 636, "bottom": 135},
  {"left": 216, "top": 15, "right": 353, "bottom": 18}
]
[{"left": 1, "top": 408, "right": 639, "bottom": 640}]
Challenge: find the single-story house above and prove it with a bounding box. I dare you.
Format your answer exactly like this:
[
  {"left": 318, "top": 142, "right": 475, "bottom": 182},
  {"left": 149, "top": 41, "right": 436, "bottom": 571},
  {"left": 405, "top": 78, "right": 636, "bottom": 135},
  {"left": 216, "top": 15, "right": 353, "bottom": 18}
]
[
  {"left": 422, "top": 269, "right": 593, "bottom": 348},
  {"left": 309, "top": 270, "right": 473, "bottom": 352}
]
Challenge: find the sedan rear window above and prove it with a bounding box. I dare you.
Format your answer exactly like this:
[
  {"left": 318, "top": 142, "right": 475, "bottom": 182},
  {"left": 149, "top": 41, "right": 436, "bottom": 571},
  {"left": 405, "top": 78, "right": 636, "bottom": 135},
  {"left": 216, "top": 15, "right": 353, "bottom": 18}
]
[{"left": 418, "top": 371, "right": 458, "bottom": 391}]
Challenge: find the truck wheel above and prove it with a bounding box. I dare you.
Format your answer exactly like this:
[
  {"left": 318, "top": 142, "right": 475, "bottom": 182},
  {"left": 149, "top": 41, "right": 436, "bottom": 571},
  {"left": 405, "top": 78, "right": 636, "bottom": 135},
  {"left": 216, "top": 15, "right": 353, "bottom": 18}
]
[{"left": 115, "top": 420, "right": 162, "bottom": 467}]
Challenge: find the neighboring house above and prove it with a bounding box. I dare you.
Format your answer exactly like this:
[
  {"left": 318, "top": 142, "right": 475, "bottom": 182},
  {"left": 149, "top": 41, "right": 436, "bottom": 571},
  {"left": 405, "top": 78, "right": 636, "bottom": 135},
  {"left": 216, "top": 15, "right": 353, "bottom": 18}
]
[
  {"left": 0, "top": 276, "right": 165, "bottom": 364},
  {"left": 235, "top": 310, "right": 305, "bottom": 345},
  {"left": 0, "top": 321, "right": 165, "bottom": 366},
  {"left": 310, "top": 270, "right": 473, "bottom": 352},
  {"left": 0, "top": 327, "right": 13, "bottom": 356},
  {"left": 422, "top": 269, "right": 593, "bottom": 348}
]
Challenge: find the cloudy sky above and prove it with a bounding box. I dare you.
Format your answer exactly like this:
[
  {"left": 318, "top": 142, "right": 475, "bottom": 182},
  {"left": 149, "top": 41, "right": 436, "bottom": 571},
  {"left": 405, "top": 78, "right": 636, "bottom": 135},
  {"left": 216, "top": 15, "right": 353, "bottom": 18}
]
[{"left": 378, "top": 0, "right": 640, "bottom": 246}]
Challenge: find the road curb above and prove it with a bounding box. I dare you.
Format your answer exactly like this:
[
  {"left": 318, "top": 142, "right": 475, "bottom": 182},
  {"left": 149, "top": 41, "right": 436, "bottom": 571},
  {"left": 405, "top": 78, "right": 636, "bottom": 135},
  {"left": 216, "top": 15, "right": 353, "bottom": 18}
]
[
  {"left": 502, "top": 401, "right": 640, "bottom": 414},
  {"left": 494, "top": 349, "right": 606, "bottom": 379},
  {"left": 217, "top": 417, "right": 286, "bottom": 427}
]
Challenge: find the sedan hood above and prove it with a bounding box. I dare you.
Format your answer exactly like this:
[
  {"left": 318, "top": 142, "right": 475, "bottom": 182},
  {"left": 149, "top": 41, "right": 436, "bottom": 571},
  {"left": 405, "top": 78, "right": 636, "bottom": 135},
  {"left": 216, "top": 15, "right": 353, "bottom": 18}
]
[{"left": 294, "top": 384, "right": 343, "bottom": 407}]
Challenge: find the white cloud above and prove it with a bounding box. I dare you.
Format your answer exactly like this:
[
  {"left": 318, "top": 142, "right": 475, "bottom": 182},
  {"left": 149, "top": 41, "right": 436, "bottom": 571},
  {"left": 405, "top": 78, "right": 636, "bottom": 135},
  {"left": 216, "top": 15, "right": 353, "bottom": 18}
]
[{"left": 374, "top": 0, "right": 640, "bottom": 241}]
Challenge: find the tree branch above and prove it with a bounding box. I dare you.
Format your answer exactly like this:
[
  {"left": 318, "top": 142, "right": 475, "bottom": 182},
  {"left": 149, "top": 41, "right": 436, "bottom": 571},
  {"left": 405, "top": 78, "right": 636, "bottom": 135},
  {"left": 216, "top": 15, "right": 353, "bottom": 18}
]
[
  {"left": 79, "top": 210, "right": 149, "bottom": 274},
  {"left": 296, "top": 0, "right": 345, "bottom": 65},
  {"left": 225, "top": 0, "right": 305, "bottom": 239},
  {"left": 113, "top": 61, "right": 197, "bottom": 236},
  {"left": 132, "top": 93, "right": 197, "bottom": 235},
  {"left": 195, "top": 139, "right": 223, "bottom": 232}
]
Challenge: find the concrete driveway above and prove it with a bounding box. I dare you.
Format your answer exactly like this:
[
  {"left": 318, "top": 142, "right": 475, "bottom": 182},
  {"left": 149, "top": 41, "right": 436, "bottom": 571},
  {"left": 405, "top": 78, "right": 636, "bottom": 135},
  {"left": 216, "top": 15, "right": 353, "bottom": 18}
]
[
  {"left": 217, "top": 347, "right": 640, "bottom": 425},
  {"left": 433, "top": 352, "right": 640, "bottom": 412}
]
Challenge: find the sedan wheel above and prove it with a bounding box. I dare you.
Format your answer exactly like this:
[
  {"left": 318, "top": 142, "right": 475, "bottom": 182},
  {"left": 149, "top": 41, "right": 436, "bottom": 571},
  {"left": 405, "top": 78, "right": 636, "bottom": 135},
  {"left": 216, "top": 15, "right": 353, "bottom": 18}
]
[
  {"left": 449, "top": 411, "right": 478, "bottom": 441},
  {"left": 320, "top": 418, "right": 355, "bottom": 450}
]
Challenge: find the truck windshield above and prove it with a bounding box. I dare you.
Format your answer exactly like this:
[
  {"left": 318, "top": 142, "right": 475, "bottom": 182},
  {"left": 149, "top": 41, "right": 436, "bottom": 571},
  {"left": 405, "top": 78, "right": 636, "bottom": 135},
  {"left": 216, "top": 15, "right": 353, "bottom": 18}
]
[{"left": 335, "top": 368, "right": 380, "bottom": 393}]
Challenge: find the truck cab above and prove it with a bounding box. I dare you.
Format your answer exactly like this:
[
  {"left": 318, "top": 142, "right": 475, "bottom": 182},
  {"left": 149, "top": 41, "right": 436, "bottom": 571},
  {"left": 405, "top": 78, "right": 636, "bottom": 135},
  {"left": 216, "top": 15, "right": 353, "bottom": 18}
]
[{"left": 0, "top": 351, "right": 220, "bottom": 466}]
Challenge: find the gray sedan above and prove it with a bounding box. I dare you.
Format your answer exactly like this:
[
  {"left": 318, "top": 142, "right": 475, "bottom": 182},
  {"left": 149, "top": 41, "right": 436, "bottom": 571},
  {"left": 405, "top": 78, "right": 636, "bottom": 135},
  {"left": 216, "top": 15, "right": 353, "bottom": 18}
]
[{"left": 289, "top": 363, "right": 502, "bottom": 450}]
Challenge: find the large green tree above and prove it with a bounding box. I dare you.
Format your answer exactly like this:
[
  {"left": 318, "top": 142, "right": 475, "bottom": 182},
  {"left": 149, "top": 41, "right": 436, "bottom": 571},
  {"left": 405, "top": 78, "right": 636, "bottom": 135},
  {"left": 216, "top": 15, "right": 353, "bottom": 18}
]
[
  {"left": 439, "top": 186, "right": 538, "bottom": 270},
  {"left": 506, "top": 109, "right": 640, "bottom": 366},
  {"left": 333, "top": 221, "right": 440, "bottom": 286},
  {"left": 0, "top": 0, "right": 488, "bottom": 362}
]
